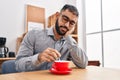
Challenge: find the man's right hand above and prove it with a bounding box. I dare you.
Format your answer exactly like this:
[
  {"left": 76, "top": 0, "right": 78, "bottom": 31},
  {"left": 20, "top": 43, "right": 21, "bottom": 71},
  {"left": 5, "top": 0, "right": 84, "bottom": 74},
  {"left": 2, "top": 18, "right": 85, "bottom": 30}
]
[{"left": 38, "top": 48, "right": 61, "bottom": 63}]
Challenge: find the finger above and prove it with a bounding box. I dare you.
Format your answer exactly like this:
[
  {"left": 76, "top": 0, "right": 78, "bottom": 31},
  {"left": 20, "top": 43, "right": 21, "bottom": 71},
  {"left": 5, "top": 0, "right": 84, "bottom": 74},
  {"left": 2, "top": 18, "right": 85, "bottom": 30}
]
[
  {"left": 46, "top": 55, "right": 56, "bottom": 61},
  {"left": 48, "top": 48, "right": 61, "bottom": 57},
  {"left": 69, "top": 26, "right": 75, "bottom": 33},
  {"left": 44, "top": 50, "right": 57, "bottom": 61},
  {"left": 38, "top": 53, "right": 48, "bottom": 62},
  {"left": 39, "top": 54, "right": 53, "bottom": 62},
  {"left": 44, "top": 57, "right": 51, "bottom": 62},
  {"left": 43, "top": 54, "right": 56, "bottom": 62},
  {"left": 38, "top": 49, "right": 51, "bottom": 62},
  {"left": 48, "top": 51, "right": 58, "bottom": 60},
  {"left": 65, "top": 26, "right": 75, "bottom": 37}
]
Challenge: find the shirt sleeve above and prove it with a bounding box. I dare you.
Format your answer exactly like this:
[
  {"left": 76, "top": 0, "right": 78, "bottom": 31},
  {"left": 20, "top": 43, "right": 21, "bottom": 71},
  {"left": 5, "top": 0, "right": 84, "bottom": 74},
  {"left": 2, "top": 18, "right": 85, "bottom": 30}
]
[
  {"left": 15, "top": 30, "right": 42, "bottom": 72},
  {"left": 66, "top": 36, "right": 88, "bottom": 68}
]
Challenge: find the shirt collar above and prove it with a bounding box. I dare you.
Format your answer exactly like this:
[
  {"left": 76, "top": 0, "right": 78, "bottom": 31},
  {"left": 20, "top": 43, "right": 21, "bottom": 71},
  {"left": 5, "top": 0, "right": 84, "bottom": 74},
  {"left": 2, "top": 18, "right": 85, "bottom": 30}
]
[
  {"left": 47, "top": 27, "right": 54, "bottom": 36},
  {"left": 47, "top": 27, "right": 66, "bottom": 41}
]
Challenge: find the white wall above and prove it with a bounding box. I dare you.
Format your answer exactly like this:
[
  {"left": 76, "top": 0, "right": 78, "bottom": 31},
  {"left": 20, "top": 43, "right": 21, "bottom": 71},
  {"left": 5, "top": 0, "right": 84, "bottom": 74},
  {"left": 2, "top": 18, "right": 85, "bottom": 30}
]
[
  {"left": 0, "top": 0, "right": 76, "bottom": 53},
  {"left": 0, "top": 0, "right": 25, "bottom": 52},
  {"left": 76, "top": 0, "right": 86, "bottom": 51}
]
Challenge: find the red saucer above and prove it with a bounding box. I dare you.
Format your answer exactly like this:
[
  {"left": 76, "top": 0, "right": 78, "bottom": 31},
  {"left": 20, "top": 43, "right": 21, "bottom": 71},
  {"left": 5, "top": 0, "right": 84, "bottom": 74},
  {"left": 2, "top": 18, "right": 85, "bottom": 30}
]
[{"left": 49, "top": 68, "right": 72, "bottom": 75}]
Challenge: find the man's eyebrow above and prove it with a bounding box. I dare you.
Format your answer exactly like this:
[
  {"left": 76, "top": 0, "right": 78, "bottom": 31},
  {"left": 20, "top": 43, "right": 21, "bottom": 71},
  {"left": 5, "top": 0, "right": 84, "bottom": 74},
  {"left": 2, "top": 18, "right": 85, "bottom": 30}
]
[
  {"left": 63, "top": 15, "right": 75, "bottom": 23},
  {"left": 63, "top": 15, "right": 69, "bottom": 19}
]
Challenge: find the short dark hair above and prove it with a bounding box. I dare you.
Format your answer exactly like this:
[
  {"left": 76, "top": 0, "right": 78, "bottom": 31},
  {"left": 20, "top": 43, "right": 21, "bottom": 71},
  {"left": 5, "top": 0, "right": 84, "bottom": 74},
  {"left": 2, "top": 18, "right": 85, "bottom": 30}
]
[{"left": 60, "top": 4, "right": 79, "bottom": 17}]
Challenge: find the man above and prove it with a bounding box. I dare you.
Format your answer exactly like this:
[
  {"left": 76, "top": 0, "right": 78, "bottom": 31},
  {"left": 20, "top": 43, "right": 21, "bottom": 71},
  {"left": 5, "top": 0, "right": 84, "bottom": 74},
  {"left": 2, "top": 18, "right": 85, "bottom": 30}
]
[{"left": 15, "top": 4, "right": 88, "bottom": 72}]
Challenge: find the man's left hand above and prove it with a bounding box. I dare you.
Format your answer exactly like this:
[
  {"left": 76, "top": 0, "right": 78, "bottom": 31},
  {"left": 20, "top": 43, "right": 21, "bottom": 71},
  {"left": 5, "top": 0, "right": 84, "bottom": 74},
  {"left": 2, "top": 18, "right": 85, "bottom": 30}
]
[{"left": 65, "top": 27, "right": 75, "bottom": 37}]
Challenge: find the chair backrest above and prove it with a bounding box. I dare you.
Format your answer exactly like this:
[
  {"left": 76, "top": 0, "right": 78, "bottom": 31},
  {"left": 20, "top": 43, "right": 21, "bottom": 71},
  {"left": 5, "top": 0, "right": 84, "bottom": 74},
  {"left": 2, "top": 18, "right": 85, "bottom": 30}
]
[{"left": 16, "top": 32, "right": 27, "bottom": 53}]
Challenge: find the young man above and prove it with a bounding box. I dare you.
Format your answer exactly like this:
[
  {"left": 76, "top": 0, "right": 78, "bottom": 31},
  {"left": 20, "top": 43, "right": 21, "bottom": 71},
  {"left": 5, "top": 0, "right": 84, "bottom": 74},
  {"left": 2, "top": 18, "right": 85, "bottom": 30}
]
[{"left": 15, "top": 4, "right": 88, "bottom": 72}]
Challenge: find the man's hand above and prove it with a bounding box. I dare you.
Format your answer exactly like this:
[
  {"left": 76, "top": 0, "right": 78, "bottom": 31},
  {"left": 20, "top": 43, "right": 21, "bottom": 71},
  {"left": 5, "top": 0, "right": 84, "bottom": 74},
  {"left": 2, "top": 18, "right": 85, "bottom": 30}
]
[
  {"left": 38, "top": 48, "right": 61, "bottom": 63},
  {"left": 65, "top": 26, "right": 75, "bottom": 37}
]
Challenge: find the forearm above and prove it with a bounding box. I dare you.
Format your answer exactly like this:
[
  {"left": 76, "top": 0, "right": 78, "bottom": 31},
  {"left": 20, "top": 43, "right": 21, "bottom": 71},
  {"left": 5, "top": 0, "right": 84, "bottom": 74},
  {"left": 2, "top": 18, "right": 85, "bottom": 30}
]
[
  {"left": 15, "top": 54, "right": 41, "bottom": 72},
  {"left": 70, "top": 46, "right": 88, "bottom": 68},
  {"left": 66, "top": 36, "right": 88, "bottom": 68}
]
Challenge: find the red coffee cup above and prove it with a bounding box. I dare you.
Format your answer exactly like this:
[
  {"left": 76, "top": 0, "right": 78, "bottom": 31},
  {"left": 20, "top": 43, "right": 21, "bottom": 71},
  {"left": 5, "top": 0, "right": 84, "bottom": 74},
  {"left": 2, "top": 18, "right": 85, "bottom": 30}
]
[{"left": 52, "top": 61, "right": 70, "bottom": 71}]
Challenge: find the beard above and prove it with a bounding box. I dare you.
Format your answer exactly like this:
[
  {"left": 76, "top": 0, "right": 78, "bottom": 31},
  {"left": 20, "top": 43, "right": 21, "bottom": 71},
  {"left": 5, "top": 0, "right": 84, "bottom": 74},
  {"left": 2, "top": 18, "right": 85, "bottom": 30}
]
[{"left": 55, "top": 19, "right": 69, "bottom": 36}]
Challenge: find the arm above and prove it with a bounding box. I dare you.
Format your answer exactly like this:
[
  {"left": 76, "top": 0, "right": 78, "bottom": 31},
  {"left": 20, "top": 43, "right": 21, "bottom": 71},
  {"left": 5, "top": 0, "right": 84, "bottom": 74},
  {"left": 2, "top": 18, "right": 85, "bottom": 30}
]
[
  {"left": 15, "top": 30, "right": 40, "bottom": 72},
  {"left": 66, "top": 36, "right": 88, "bottom": 68},
  {"left": 15, "top": 30, "right": 61, "bottom": 72}
]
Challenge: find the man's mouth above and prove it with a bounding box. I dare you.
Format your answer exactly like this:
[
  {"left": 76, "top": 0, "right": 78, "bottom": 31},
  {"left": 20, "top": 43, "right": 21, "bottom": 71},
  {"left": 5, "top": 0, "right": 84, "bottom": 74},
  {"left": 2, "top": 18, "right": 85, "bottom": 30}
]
[{"left": 60, "top": 26, "right": 69, "bottom": 33}]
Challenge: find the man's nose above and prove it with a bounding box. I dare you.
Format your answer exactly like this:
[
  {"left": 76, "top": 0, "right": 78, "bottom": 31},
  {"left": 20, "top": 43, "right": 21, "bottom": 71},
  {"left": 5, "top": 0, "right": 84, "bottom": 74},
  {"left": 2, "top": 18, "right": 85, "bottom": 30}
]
[{"left": 64, "top": 21, "right": 70, "bottom": 27}]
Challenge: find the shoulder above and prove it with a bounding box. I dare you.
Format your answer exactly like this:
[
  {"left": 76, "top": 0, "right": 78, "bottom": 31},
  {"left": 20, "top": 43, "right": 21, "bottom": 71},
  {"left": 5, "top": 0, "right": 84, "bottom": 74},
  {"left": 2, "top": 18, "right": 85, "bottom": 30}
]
[{"left": 26, "top": 29, "right": 47, "bottom": 36}]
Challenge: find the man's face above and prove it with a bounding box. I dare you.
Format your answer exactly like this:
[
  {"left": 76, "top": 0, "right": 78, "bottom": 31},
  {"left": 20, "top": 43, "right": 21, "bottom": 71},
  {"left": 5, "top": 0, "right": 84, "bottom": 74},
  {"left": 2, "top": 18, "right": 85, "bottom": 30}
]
[{"left": 55, "top": 9, "right": 78, "bottom": 36}]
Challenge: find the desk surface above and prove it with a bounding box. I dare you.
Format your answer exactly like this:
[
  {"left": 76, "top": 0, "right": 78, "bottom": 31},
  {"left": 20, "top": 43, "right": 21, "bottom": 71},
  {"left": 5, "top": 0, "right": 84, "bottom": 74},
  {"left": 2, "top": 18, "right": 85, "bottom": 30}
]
[
  {"left": 0, "top": 58, "right": 16, "bottom": 61},
  {"left": 0, "top": 66, "right": 120, "bottom": 80}
]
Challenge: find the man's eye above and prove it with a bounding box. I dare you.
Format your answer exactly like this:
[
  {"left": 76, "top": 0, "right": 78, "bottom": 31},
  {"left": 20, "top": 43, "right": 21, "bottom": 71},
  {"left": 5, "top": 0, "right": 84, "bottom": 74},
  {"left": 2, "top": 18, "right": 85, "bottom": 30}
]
[{"left": 70, "top": 22, "right": 75, "bottom": 25}]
